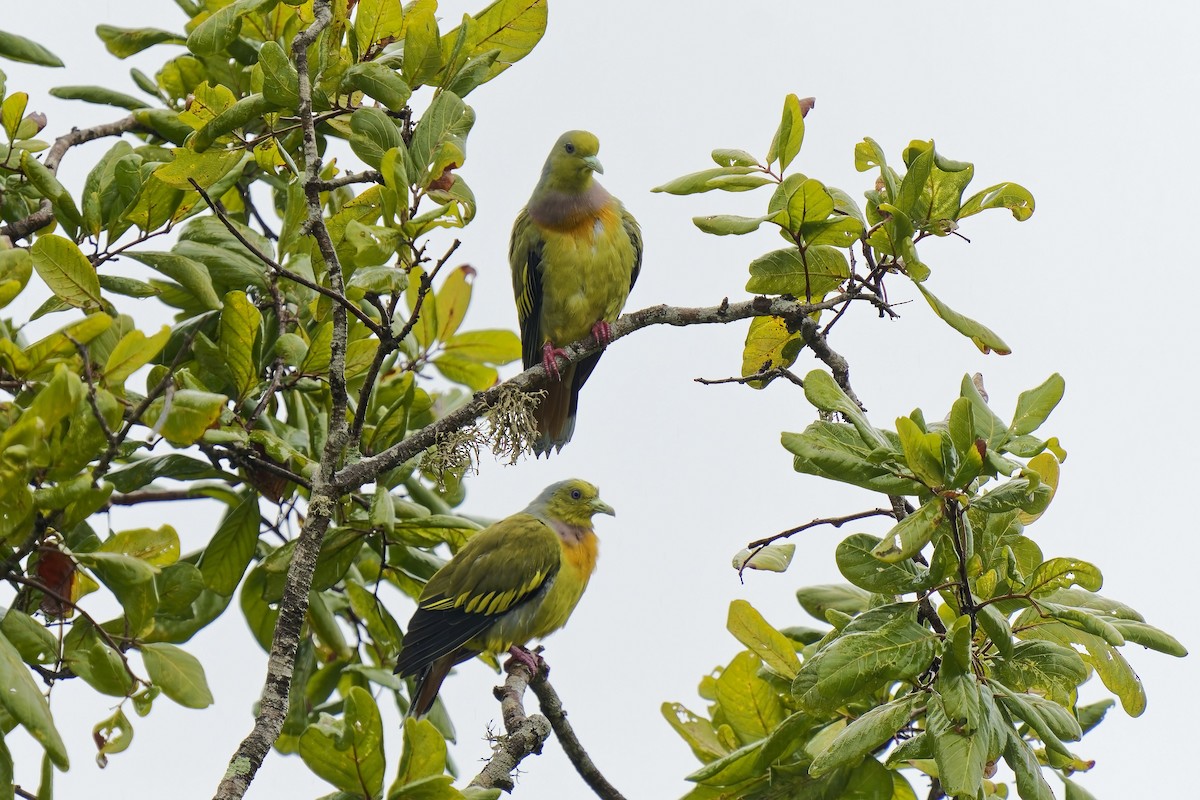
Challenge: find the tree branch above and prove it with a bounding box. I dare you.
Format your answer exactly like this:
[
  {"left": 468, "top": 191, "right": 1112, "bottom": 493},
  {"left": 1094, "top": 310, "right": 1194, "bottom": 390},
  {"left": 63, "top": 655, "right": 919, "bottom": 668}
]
[
  {"left": 0, "top": 115, "right": 143, "bottom": 241},
  {"left": 529, "top": 672, "right": 628, "bottom": 800},
  {"left": 212, "top": 4, "right": 341, "bottom": 799},
  {"left": 335, "top": 292, "right": 858, "bottom": 490},
  {"left": 468, "top": 659, "right": 553, "bottom": 792}
]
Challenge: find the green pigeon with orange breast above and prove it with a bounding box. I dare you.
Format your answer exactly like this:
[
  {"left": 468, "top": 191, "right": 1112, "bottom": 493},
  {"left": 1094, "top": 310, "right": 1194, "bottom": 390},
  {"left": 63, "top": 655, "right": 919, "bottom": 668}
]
[{"left": 510, "top": 130, "right": 643, "bottom": 455}]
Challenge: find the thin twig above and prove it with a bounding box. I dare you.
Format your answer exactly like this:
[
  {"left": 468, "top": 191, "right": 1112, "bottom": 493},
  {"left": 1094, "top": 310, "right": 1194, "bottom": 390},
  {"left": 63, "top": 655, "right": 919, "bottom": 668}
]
[
  {"left": 314, "top": 169, "right": 382, "bottom": 191},
  {"left": 737, "top": 507, "right": 899, "bottom": 581},
  {"left": 695, "top": 367, "right": 805, "bottom": 388},
  {"left": 188, "top": 178, "right": 386, "bottom": 338}
]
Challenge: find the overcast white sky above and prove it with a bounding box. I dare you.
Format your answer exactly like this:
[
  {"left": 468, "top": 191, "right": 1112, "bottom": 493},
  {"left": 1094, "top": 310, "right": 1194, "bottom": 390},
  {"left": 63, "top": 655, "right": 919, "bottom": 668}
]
[{"left": 3, "top": 1, "right": 1198, "bottom": 798}]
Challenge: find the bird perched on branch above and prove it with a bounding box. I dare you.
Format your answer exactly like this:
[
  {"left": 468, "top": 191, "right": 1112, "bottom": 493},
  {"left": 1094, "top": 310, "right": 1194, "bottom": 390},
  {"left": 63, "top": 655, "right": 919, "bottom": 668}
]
[
  {"left": 510, "top": 130, "right": 642, "bottom": 455},
  {"left": 395, "top": 479, "right": 614, "bottom": 717}
]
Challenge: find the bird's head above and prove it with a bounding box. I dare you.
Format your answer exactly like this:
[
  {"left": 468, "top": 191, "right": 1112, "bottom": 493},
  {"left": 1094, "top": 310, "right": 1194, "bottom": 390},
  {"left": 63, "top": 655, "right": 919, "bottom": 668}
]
[
  {"left": 540, "top": 130, "right": 604, "bottom": 191},
  {"left": 529, "top": 479, "right": 615, "bottom": 527}
]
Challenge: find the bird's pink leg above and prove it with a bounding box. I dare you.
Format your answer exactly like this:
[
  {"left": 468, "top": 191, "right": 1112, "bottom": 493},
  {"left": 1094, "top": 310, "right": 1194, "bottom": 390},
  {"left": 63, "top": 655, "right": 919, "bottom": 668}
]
[
  {"left": 541, "top": 341, "right": 568, "bottom": 381},
  {"left": 591, "top": 319, "right": 614, "bottom": 347},
  {"left": 506, "top": 645, "right": 548, "bottom": 677}
]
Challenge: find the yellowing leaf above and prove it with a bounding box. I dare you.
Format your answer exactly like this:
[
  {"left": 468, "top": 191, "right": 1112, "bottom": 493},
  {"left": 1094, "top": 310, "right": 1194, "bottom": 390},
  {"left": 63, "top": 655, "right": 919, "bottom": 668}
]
[
  {"left": 30, "top": 234, "right": 102, "bottom": 309},
  {"left": 103, "top": 325, "right": 170, "bottom": 388}
]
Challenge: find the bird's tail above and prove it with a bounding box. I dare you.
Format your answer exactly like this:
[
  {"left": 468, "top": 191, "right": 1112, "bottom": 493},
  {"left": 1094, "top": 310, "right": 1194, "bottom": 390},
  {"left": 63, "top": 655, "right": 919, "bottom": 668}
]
[
  {"left": 405, "top": 654, "right": 455, "bottom": 718},
  {"left": 534, "top": 353, "right": 601, "bottom": 455}
]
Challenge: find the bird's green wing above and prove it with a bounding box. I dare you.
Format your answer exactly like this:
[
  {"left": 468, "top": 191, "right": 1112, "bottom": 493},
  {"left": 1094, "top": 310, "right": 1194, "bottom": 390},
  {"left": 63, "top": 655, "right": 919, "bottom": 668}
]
[
  {"left": 394, "top": 513, "right": 561, "bottom": 676},
  {"left": 622, "top": 206, "right": 643, "bottom": 291},
  {"left": 510, "top": 208, "right": 546, "bottom": 370}
]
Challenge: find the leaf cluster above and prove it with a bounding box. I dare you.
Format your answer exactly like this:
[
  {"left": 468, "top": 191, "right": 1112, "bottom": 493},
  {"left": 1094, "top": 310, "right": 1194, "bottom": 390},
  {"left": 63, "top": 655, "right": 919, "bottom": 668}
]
[
  {"left": 0, "top": 1, "right": 543, "bottom": 795},
  {"left": 667, "top": 369, "right": 1184, "bottom": 799}
]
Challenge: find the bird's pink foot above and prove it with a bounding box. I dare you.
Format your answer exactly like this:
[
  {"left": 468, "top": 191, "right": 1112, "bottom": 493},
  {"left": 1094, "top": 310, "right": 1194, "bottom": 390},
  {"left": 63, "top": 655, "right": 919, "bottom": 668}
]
[
  {"left": 591, "top": 319, "right": 614, "bottom": 347},
  {"left": 541, "top": 342, "right": 568, "bottom": 381},
  {"left": 506, "top": 645, "right": 548, "bottom": 677}
]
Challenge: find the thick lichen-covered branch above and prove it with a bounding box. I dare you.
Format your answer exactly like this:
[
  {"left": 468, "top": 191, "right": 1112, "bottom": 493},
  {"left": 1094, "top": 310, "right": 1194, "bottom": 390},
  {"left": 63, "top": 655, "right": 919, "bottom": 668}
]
[
  {"left": 468, "top": 659, "right": 553, "bottom": 792},
  {"left": 211, "top": 4, "right": 339, "bottom": 799}
]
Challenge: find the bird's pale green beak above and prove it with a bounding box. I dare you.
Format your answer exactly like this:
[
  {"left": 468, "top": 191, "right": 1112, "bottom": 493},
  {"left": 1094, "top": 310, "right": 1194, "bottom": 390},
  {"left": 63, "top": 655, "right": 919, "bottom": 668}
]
[
  {"left": 590, "top": 497, "right": 615, "bottom": 517},
  {"left": 582, "top": 155, "right": 604, "bottom": 175}
]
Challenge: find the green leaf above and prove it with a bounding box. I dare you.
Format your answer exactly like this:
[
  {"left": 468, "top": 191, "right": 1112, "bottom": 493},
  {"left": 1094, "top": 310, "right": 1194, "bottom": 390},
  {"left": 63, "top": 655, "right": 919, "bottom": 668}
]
[
  {"left": 1003, "top": 727, "right": 1054, "bottom": 800},
  {"left": 76, "top": 551, "right": 159, "bottom": 634},
  {"left": 432, "top": 353, "right": 496, "bottom": 391},
  {"left": 123, "top": 250, "right": 222, "bottom": 311},
  {"left": 686, "top": 739, "right": 765, "bottom": 787},
  {"left": 391, "top": 716, "right": 451, "bottom": 794},
  {"left": 30, "top": 234, "right": 100, "bottom": 310},
  {"left": 258, "top": 41, "right": 300, "bottom": 108},
  {"left": 434, "top": 264, "right": 475, "bottom": 341},
  {"left": 349, "top": 106, "right": 402, "bottom": 170},
  {"left": 139, "top": 643, "right": 213, "bottom": 708},
  {"left": 740, "top": 315, "right": 804, "bottom": 387},
  {"left": 103, "top": 325, "right": 171, "bottom": 388},
  {"left": 692, "top": 214, "right": 772, "bottom": 236},
  {"left": 198, "top": 494, "right": 261, "bottom": 595},
  {"left": 959, "top": 182, "right": 1035, "bottom": 221},
  {"left": 795, "top": 583, "right": 871, "bottom": 623},
  {"left": 731, "top": 543, "right": 795, "bottom": 573},
  {"left": 98, "top": 526, "right": 180, "bottom": 567},
  {"left": 192, "top": 93, "right": 270, "bottom": 152},
  {"left": 0, "top": 609, "right": 56, "bottom": 665},
  {"left": 993, "top": 640, "right": 1087, "bottom": 708},
  {"left": 0, "top": 248, "right": 33, "bottom": 310},
  {"left": 149, "top": 389, "right": 227, "bottom": 446},
  {"left": 1108, "top": 619, "right": 1187, "bottom": 657},
  {"left": 95, "top": 25, "right": 186, "bottom": 58},
  {"left": 726, "top": 600, "right": 800, "bottom": 680},
  {"left": 915, "top": 283, "right": 1010, "bottom": 355},
  {"left": 153, "top": 147, "right": 244, "bottom": 190},
  {"left": 792, "top": 605, "right": 937, "bottom": 714},
  {"left": 49, "top": 85, "right": 147, "bottom": 110},
  {"left": 1024, "top": 558, "right": 1102, "bottom": 597},
  {"left": 1009, "top": 373, "right": 1065, "bottom": 436},
  {"left": 766, "top": 93, "right": 807, "bottom": 172},
  {"left": 0, "top": 632, "right": 68, "bottom": 768},
  {"left": 711, "top": 148, "right": 760, "bottom": 168},
  {"left": 651, "top": 165, "right": 766, "bottom": 195},
  {"left": 782, "top": 422, "right": 924, "bottom": 496},
  {"left": 353, "top": 0, "right": 405, "bottom": 57},
  {"left": 895, "top": 415, "right": 946, "bottom": 488},
  {"left": 0, "top": 30, "right": 64, "bottom": 67},
  {"left": 186, "top": 0, "right": 274, "bottom": 56},
  {"left": 20, "top": 151, "right": 82, "bottom": 234},
  {"left": 439, "top": 0, "right": 548, "bottom": 87},
  {"left": 344, "top": 62, "right": 412, "bottom": 112},
  {"left": 107, "top": 454, "right": 229, "bottom": 492},
  {"left": 441, "top": 329, "right": 520, "bottom": 364},
  {"left": 219, "top": 290, "right": 262, "bottom": 400},
  {"left": 745, "top": 246, "right": 848, "bottom": 299},
  {"left": 836, "top": 533, "right": 930, "bottom": 593},
  {"left": 714, "top": 651, "right": 785, "bottom": 744},
  {"left": 62, "top": 622, "right": 134, "bottom": 697},
  {"left": 92, "top": 708, "right": 133, "bottom": 768},
  {"left": 870, "top": 499, "right": 944, "bottom": 563},
  {"left": 1041, "top": 602, "right": 1125, "bottom": 646},
  {"left": 405, "top": 89, "right": 471, "bottom": 188},
  {"left": 801, "top": 370, "right": 890, "bottom": 450},
  {"left": 928, "top": 695, "right": 988, "bottom": 799},
  {"left": 401, "top": 2, "right": 443, "bottom": 87},
  {"left": 810, "top": 695, "right": 921, "bottom": 776},
  {"left": 301, "top": 686, "right": 385, "bottom": 796},
  {"left": 662, "top": 703, "right": 729, "bottom": 764}
]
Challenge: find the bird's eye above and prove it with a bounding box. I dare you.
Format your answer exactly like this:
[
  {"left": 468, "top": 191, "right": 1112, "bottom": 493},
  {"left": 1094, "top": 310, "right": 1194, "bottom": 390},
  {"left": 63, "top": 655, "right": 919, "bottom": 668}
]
[
  {"left": 564, "top": 142, "right": 576, "bottom": 154},
  {"left": 570, "top": 489, "right": 582, "bottom": 500}
]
